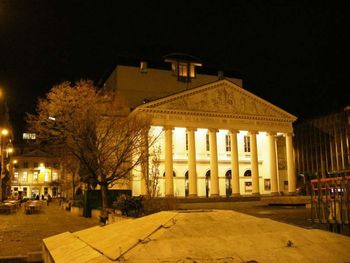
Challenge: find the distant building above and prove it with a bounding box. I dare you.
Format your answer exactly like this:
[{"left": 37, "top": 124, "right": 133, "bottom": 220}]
[
  {"left": 102, "top": 54, "right": 298, "bottom": 197},
  {"left": 294, "top": 106, "right": 350, "bottom": 179},
  {"left": 9, "top": 149, "right": 62, "bottom": 199}
]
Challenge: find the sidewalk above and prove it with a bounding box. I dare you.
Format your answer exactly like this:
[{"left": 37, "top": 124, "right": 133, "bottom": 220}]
[{"left": 0, "top": 200, "right": 99, "bottom": 258}]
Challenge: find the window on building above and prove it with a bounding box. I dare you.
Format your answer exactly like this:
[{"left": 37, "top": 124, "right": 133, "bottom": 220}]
[
  {"left": 14, "top": 187, "right": 18, "bottom": 192},
  {"left": 22, "top": 172, "right": 28, "bottom": 182},
  {"left": 244, "top": 170, "right": 252, "bottom": 177},
  {"left": 14, "top": 163, "right": 19, "bottom": 168},
  {"left": 244, "top": 135, "right": 251, "bottom": 153},
  {"left": 245, "top": 182, "right": 252, "bottom": 192},
  {"left": 264, "top": 179, "right": 271, "bottom": 191},
  {"left": 52, "top": 172, "right": 58, "bottom": 181},
  {"left": 33, "top": 162, "right": 38, "bottom": 168},
  {"left": 185, "top": 132, "right": 189, "bottom": 151},
  {"left": 206, "top": 134, "right": 210, "bottom": 151},
  {"left": 23, "top": 187, "right": 27, "bottom": 197},
  {"left": 33, "top": 172, "right": 38, "bottom": 182},
  {"left": 284, "top": 181, "right": 289, "bottom": 190},
  {"left": 14, "top": 172, "right": 19, "bottom": 181},
  {"left": 44, "top": 173, "right": 49, "bottom": 182},
  {"left": 44, "top": 187, "right": 48, "bottom": 195},
  {"left": 225, "top": 134, "right": 231, "bottom": 152},
  {"left": 45, "top": 162, "right": 50, "bottom": 168},
  {"left": 23, "top": 161, "right": 29, "bottom": 168},
  {"left": 23, "top": 133, "right": 36, "bottom": 140},
  {"left": 53, "top": 163, "right": 60, "bottom": 169}
]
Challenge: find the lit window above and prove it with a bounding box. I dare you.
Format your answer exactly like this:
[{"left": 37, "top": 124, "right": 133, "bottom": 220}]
[
  {"left": 225, "top": 134, "right": 231, "bottom": 152},
  {"left": 44, "top": 173, "right": 49, "bottom": 182},
  {"left": 14, "top": 172, "right": 19, "bottom": 181},
  {"left": 244, "top": 136, "right": 251, "bottom": 153},
  {"left": 52, "top": 172, "right": 58, "bottom": 181},
  {"left": 22, "top": 133, "right": 36, "bottom": 140},
  {"left": 33, "top": 172, "right": 38, "bottom": 182},
  {"left": 206, "top": 134, "right": 210, "bottom": 151},
  {"left": 22, "top": 172, "right": 28, "bottom": 182}
]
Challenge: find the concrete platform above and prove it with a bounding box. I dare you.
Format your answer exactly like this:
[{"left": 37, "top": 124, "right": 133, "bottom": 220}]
[{"left": 43, "top": 210, "right": 350, "bottom": 262}]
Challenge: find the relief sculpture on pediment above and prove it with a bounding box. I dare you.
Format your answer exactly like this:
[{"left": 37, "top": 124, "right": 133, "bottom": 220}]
[{"left": 157, "top": 84, "right": 284, "bottom": 118}]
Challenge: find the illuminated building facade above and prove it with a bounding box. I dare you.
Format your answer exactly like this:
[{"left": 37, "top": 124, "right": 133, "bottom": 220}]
[
  {"left": 103, "top": 55, "right": 297, "bottom": 197},
  {"left": 9, "top": 149, "right": 61, "bottom": 199}
]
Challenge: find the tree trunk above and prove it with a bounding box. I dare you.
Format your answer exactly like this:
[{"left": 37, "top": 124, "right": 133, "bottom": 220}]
[{"left": 101, "top": 182, "right": 109, "bottom": 218}]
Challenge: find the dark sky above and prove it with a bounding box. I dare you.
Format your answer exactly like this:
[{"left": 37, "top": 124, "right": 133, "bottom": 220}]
[{"left": 1, "top": 1, "right": 349, "bottom": 140}]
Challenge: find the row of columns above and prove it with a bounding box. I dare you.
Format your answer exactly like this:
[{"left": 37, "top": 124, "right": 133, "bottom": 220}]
[{"left": 151, "top": 127, "right": 296, "bottom": 197}]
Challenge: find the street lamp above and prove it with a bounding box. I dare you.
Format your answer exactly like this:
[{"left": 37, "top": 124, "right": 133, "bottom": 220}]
[{"left": 0, "top": 128, "right": 12, "bottom": 202}]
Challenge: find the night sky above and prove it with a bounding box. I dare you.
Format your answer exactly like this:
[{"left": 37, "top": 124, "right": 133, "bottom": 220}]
[{"left": 1, "top": 1, "right": 349, "bottom": 140}]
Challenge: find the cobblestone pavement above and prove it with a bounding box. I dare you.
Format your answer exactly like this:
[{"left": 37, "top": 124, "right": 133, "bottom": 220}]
[{"left": 0, "top": 200, "right": 99, "bottom": 257}]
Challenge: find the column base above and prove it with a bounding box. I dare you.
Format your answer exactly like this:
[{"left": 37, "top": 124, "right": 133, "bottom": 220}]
[
  {"left": 232, "top": 193, "right": 241, "bottom": 197},
  {"left": 287, "top": 191, "right": 297, "bottom": 196},
  {"left": 188, "top": 194, "right": 198, "bottom": 198},
  {"left": 252, "top": 192, "right": 260, "bottom": 196},
  {"left": 210, "top": 194, "right": 220, "bottom": 197},
  {"left": 165, "top": 194, "right": 174, "bottom": 198},
  {"left": 270, "top": 192, "right": 280, "bottom": 196}
]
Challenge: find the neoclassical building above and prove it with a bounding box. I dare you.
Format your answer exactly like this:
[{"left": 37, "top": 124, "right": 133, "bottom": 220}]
[{"left": 103, "top": 55, "right": 297, "bottom": 197}]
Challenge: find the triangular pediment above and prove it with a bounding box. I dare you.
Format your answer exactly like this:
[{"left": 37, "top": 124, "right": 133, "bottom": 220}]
[{"left": 136, "top": 80, "right": 297, "bottom": 122}]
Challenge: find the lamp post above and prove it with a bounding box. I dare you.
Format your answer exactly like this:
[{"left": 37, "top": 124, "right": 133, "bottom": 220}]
[
  {"left": 0, "top": 128, "right": 9, "bottom": 202},
  {"left": 0, "top": 129, "right": 13, "bottom": 202}
]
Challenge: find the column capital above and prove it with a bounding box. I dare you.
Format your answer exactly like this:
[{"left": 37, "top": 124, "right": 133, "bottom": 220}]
[
  {"left": 248, "top": 130, "right": 259, "bottom": 135},
  {"left": 208, "top": 128, "right": 218, "bottom": 133},
  {"left": 163, "top": 126, "right": 174, "bottom": 131},
  {"left": 229, "top": 129, "right": 239, "bottom": 134},
  {"left": 186, "top": 127, "right": 197, "bottom": 132},
  {"left": 267, "top": 131, "right": 277, "bottom": 136},
  {"left": 283, "top": 132, "right": 294, "bottom": 137}
]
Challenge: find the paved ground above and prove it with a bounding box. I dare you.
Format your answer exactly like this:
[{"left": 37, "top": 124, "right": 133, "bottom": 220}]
[
  {"left": 0, "top": 200, "right": 99, "bottom": 258},
  {"left": 0, "top": 199, "right": 341, "bottom": 259}
]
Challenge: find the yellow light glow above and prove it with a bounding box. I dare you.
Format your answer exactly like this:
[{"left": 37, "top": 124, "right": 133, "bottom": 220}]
[
  {"left": 7, "top": 148, "right": 13, "bottom": 153},
  {"left": 13, "top": 160, "right": 18, "bottom": 164},
  {"left": 1, "top": 129, "right": 9, "bottom": 136}
]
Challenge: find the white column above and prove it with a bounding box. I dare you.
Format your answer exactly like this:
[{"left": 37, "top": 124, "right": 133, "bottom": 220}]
[
  {"left": 268, "top": 132, "right": 278, "bottom": 195},
  {"left": 286, "top": 133, "right": 296, "bottom": 194},
  {"left": 187, "top": 128, "right": 197, "bottom": 197},
  {"left": 164, "top": 126, "right": 174, "bottom": 197},
  {"left": 250, "top": 131, "right": 260, "bottom": 195},
  {"left": 230, "top": 130, "right": 240, "bottom": 196},
  {"left": 209, "top": 129, "right": 219, "bottom": 197}
]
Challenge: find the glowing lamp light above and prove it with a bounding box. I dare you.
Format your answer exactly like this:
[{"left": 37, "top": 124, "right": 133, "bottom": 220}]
[
  {"left": 1, "top": 129, "right": 9, "bottom": 136},
  {"left": 13, "top": 160, "right": 18, "bottom": 164}
]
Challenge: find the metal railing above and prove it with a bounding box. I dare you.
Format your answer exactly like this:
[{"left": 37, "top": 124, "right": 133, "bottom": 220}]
[{"left": 311, "top": 176, "right": 350, "bottom": 234}]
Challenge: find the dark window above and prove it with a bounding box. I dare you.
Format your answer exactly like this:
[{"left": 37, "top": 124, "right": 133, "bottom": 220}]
[
  {"left": 225, "top": 134, "right": 231, "bottom": 152},
  {"left": 33, "top": 162, "right": 38, "bottom": 168},
  {"left": 23, "top": 161, "right": 29, "bottom": 168},
  {"left": 244, "top": 136, "right": 251, "bottom": 152},
  {"left": 53, "top": 163, "right": 60, "bottom": 169},
  {"left": 206, "top": 134, "right": 210, "bottom": 151},
  {"left": 244, "top": 170, "right": 252, "bottom": 177},
  {"left": 264, "top": 179, "right": 271, "bottom": 191}
]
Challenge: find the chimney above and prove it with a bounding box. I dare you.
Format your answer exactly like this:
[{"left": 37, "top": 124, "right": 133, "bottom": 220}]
[{"left": 218, "top": 70, "right": 224, "bottom": 80}]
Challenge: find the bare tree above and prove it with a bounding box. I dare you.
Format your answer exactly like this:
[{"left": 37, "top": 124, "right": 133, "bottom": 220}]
[
  {"left": 27, "top": 80, "right": 152, "bottom": 215},
  {"left": 144, "top": 145, "right": 161, "bottom": 198}
]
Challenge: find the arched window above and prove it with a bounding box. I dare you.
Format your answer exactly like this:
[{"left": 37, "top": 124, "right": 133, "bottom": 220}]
[
  {"left": 205, "top": 170, "right": 211, "bottom": 197},
  {"left": 225, "top": 170, "right": 232, "bottom": 197},
  {"left": 244, "top": 170, "right": 252, "bottom": 177}
]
